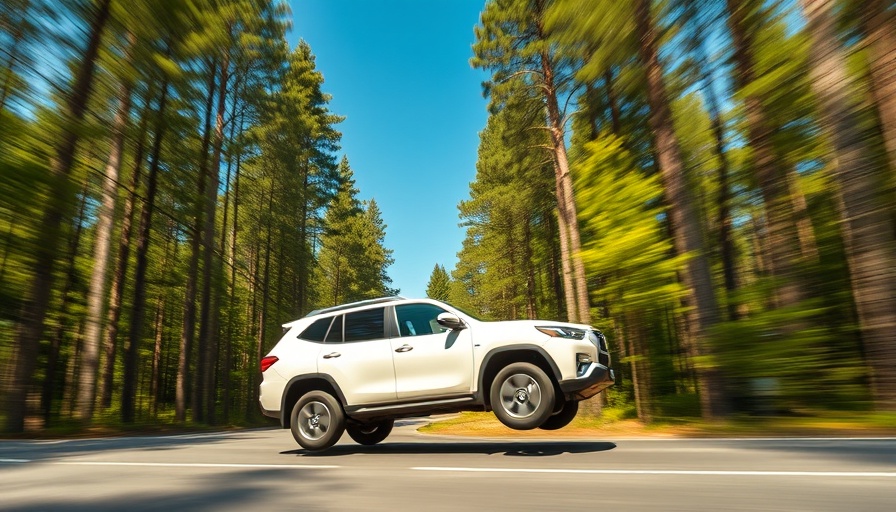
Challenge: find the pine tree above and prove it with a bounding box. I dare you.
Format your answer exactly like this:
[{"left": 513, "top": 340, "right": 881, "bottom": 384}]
[
  {"left": 473, "top": 0, "right": 590, "bottom": 323},
  {"left": 316, "top": 157, "right": 362, "bottom": 307},
  {"left": 426, "top": 264, "right": 451, "bottom": 301}
]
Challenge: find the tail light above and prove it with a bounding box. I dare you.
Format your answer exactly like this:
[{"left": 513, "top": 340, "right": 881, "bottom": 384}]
[{"left": 260, "top": 355, "right": 279, "bottom": 373}]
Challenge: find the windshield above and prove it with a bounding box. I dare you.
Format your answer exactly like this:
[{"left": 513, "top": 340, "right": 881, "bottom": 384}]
[{"left": 435, "top": 300, "right": 483, "bottom": 322}]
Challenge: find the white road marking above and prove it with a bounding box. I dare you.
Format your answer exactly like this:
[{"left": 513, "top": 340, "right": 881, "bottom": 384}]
[
  {"left": 52, "top": 461, "right": 339, "bottom": 470},
  {"left": 6, "top": 429, "right": 273, "bottom": 445},
  {"left": 0, "top": 458, "right": 31, "bottom": 463},
  {"left": 603, "top": 437, "right": 896, "bottom": 442},
  {"left": 412, "top": 467, "right": 896, "bottom": 477}
]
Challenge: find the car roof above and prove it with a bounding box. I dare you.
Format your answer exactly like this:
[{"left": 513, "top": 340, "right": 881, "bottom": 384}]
[
  {"left": 282, "top": 296, "right": 410, "bottom": 328},
  {"left": 304, "top": 296, "right": 406, "bottom": 317}
]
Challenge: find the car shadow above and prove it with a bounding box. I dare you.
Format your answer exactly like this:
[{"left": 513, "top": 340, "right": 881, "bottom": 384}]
[{"left": 281, "top": 440, "right": 616, "bottom": 457}]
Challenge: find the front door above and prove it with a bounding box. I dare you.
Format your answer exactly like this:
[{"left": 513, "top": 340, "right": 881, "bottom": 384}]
[{"left": 390, "top": 303, "right": 475, "bottom": 400}]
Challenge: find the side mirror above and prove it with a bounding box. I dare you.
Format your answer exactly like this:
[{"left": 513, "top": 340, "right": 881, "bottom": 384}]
[{"left": 436, "top": 312, "right": 466, "bottom": 330}]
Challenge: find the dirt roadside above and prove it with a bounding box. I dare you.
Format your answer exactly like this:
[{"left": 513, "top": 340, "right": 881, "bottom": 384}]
[{"left": 418, "top": 412, "right": 896, "bottom": 439}]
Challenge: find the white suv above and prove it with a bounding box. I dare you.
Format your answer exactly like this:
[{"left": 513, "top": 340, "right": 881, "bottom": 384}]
[{"left": 259, "top": 297, "right": 614, "bottom": 451}]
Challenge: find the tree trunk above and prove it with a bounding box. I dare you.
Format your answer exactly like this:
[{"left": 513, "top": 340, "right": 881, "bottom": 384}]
[
  {"left": 150, "top": 293, "right": 166, "bottom": 417},
  {"left": 299, "top": 167, "right": 309, "bottom": 314},
  {"left": 634, "top": 0, "right": 727, "bottom": 418},
  {"left": 78, "top": 34, "right": 135, "bottom": 423},
  {"left": 605, "top": 68, "right": 622, "bottom": 137},
  {"left": 61, "top": 323, "right": 82, "bottom": 418},
  {"left": 218, "top": 92, "right": 239, "bottom": 425},
  {"left": 197, "top": 52, "right": 230, "bottom": 424},
  {"left": 42, "top": 188, "right": 88, "bottom": 426},
  {"left": 700, "top": 56, "right": 740, "bottom": 322},
  {"left": 177, "top": 57, "right": 217, "bottom": 423},
  {"left": 193, "top": 55, "right": 230, "bottom": 422},
  {"left": 802, "top": 0, "right": 896, "bottom": 411},
  {"left": 552, "top": 169, "right": 578, "bottom": 323},
  {"left": 523, "top": 215, "right": 537, "bottom": 319},
  {"left": 726, "top": 0, "right": 805, "bottom": 308},
  {"left": 99, "top": 84, "right": 153, "bottom": 409},
  {"left": 0, "top": 10, "right": 24, "bottom": 114},
  {"left": 251, "top": 189, "right": 275, "bottom": 419},
  {"left": 541, "top": 59, "right": 590, "bottom": 325},
  {"left": 545, "top": 212, "right": 564, "bottom": 318},
  {"left": 0, "top": 211, "right": 16, "bottom": 284},
  {"left": 121, "top": 77, "right": 170, "bottom": 423},
  {"left": 624, "top": 313, "right": 652, "bottom": 423},
  {"left": 862, "top": 0, "right": 896, "bottom": 173},
  {"left": 786, "top": 166, "right": 819, "bottom": 261},
  {"left": 223, "top": 124, "right": 243, "bottom": 423},
  {"left": 531, "top": 0, "right": 589, "bottom": 324},
  {"left": 4, "top": 0, "right": 112, "bottom": 432}
]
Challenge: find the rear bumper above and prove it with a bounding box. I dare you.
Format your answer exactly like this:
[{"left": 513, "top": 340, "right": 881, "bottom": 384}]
[
  {"left": 259, "top": 405, "right": 280, "bottom": 421},
  {"left": 558, "top": 363, "right": 615, "bottom": 400}
]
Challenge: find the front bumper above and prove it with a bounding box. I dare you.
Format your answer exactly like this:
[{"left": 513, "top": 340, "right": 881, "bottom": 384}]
[{"left": 559, "top": 362, "right": 615, "bottom": 400}]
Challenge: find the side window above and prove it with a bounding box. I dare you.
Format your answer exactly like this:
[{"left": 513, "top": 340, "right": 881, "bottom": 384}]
[
  {"left": 344, "top": 307, "right": 385, "bottom": 342},
  {"left": 298, "top": 317, "right": 332, "bottom": 342},
  {"left": 395, "top": 303, "right": 449, "bottom": 337},
  {"left": 325, "top": 315, "right": 343, "bottom": 343}
]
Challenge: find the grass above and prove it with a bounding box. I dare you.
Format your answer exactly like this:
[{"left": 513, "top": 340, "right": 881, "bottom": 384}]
[
  {"left": 0, "top": 408, "right": 277, "bottom": 439},
  {"left": 418, "top": 409, "right": 896, "bottom": 438}
]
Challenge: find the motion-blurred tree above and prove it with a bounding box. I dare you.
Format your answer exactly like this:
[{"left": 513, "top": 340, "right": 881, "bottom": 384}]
[{"left": 801, "top": 0, "right": 896, "bottom": 411}]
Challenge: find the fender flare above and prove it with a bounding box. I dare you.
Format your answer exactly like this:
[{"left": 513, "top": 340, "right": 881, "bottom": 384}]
[
  {"left": 475, "top": 344, "right": 562, "bottom": 401},
  {"left": 279, "top": 373, "right": 348, "bottom": 427}
]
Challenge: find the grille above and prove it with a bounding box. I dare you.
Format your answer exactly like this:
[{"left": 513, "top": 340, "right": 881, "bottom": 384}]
[
  {"left": 589, "top": 330, "right": 611, "bottom": 366},
  {"left": 588, "top": 330, "right": 609, "bottom": 352}
]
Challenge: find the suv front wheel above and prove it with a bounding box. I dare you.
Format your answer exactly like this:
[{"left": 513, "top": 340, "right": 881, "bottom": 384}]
[
  {"left": 290, "top": 390, "right": 346, "bottom": 451},
  {"left": 490, "top": 362, "right": 555, "bottom": 430}
]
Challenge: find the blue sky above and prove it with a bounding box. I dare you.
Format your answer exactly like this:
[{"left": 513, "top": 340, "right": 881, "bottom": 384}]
[{"left": 288, "top": 0, "right": 489, "bottom": 298}]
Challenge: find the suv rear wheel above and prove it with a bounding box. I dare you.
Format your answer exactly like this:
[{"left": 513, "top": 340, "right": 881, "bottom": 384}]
[
  {"left": 290, "top": 390, "right": 345, "bottom": 451},
  {"left": 490, "top": 362, "right": 555, "bottom": 430},
  {"left": 346, "top": 419, "right": 394, "bottom": 446}
]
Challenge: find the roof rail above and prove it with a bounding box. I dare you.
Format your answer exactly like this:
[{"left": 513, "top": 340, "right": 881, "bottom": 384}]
[{"left": 304, "top": 296, "right": 406, "bottom": 318}]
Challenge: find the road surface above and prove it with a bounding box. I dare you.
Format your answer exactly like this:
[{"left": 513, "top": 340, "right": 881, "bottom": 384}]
[{"left": 1, "top": 420, "right": 894, "bottom": 511}]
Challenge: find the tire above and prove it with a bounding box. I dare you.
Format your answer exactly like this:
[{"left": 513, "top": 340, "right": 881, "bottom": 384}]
[
  {"left": 290, "top": 390, "right": 346, "bottom": 452},
  {"left": 346, "top": 419, "right": 394, "bottom": 446},
  {"left": 490, "top": 362, "right": 555, "bottom": 430},
  {"left": 539, "top": 399, "right": 578, "bottom": 430}
]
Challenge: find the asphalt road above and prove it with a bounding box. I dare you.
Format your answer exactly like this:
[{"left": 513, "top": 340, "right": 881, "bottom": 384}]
[{"left": 1, "top": 420, "right": 894, "bottom": 511}]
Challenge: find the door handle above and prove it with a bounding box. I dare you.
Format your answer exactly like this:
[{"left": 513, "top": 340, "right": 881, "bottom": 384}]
[
  {"left": 322, "top": 352, "right": 341, "bottom": 359},
  {"left": 395, "top": 345, "right": 413, "bottom": 353}
]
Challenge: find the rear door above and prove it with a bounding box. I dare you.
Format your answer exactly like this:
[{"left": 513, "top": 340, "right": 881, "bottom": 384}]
[{"left": 316, "top": 307, "right": 397, "bottom": 405}]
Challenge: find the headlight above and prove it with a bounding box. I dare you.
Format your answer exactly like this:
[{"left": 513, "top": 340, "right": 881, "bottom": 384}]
[{"left": 535, "top": 326, "right": 586, "bottom": 339}]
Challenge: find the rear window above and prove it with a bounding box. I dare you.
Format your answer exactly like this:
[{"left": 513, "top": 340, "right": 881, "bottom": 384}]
[
  {"left": 344, "top": 307, "right": 385, "bottom": 342},
  {"left": 298, "top": 317, "right": 332, "bottom": 342}
]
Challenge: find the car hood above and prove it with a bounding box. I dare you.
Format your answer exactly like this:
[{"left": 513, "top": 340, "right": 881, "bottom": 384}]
[{"left": 467, "top": 318, "right": 594, "bottom": 344}]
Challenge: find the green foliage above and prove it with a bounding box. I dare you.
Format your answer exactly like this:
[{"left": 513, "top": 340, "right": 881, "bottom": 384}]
[
  {"left": 315, "top": 158, "right": 395, "bottom": 307},
  {"left": 576, "top": 134, "right": 685, "bottom": 316},
  {"left": 426, "top": 264, "right": 451, "bottom": 301},
  {"left": 459, "top": 0, "right": 893, "bottom": 422},
  {"left": 710, "top": 298, "right": 870, "bottom": 411},
  {"left": 453, "top": 82, "right": 556, "bottom": 320},
  {"left": 0, "top": 0, "right": 397, "bottom": 431}
]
